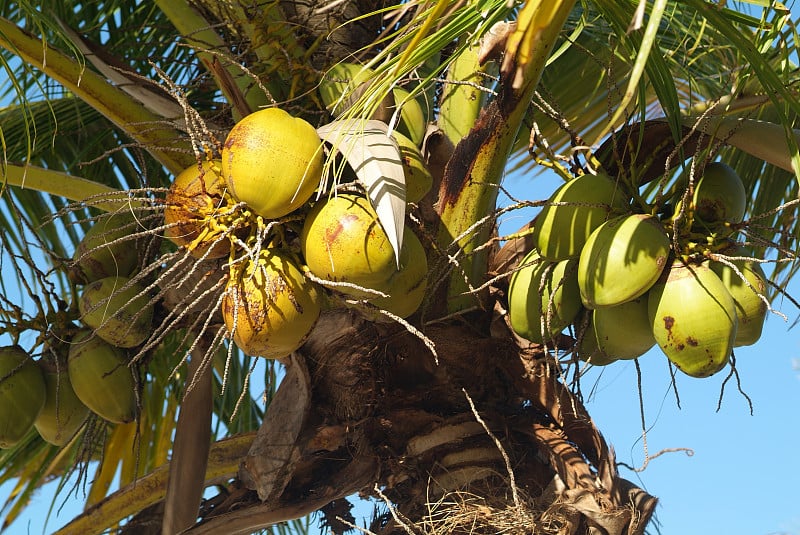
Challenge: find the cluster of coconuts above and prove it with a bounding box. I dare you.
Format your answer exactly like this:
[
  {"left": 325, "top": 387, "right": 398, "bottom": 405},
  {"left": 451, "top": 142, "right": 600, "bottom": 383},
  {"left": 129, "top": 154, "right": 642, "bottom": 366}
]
[
  {"left": 163, "top": 89, "right": 432, "bottom": 359},
  {"left": 69, "top": 212, "right": 150, "bottom": 425},
  {"left": 1, "top": 211, "right": 153, "bottom": 448},
  {"left": 2, "top": 67, "right": 435, "bottom": 449},
  {"left": 508, "top": 162, "right": 769, "bottom": 378}
]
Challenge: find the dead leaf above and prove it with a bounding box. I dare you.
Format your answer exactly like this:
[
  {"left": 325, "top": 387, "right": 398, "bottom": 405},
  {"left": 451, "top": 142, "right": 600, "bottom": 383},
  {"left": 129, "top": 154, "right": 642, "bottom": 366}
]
[{"left": 239, "top": 353, "right": 311, "bottom": 502}]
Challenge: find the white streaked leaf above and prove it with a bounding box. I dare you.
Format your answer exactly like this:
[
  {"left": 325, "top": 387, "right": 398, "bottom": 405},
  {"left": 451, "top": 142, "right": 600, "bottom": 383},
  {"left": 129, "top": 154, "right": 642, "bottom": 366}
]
[
  {"left": 317, "top": 119, "right": 406, "bottom": 264},
  {"left": 55, "top": 17, "right": 185, "bottom": 122}
]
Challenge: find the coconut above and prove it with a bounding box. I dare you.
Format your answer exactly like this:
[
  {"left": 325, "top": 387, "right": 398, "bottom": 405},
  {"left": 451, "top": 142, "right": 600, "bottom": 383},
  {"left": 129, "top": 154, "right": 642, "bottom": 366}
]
[
  {"left": 0, "top": 346, "right": 46, "bottom": 448},
  {"left": 578, "top": 214, "right": 670, "bottom": 309},
  {"left": 68, "top": 330, "right": 136, "bottom": 424},
  {"left": 710, "top": 247, "right": 768, "bottom": 347},
  {"left": 574, "top": 313, "right": 617, "bottom": 366},
  {"left": 70, "top": 211, "right": 140, "bottom": 285},
  {"left": 648, "top": 260, "right": 737, "bottom": 378},
  {"left": 319, "top": 63, "right": 427, "bottom": 146},
  {"left": 532, "top": 174, "right": 628, "bottom": 261},
  {"left": 34, "top": 358, "right": 90, "bottom": 446},
  {"left": 367, "top": 229, "right": 427, "bottom": 318},
  {"left": 222, "top": 249, "right": 321, "bottom": 359},
  {"left": 392, "top": 131, "right": 433, "bottom": 203},
  {"left": 692, "top": 162, "right": 747, "bottom": 226},
  {"left": 593, "top": 296, "right": 655, "bottom": 360},
  {"left": 221, "top": 108, "right": 323, "bottom": 219},
  {"left": 318, "top": 62, "right": 374, "bottom": 113},
  {"left": 78, "top": 276, "right": 154, "bottom": 348},
  {"left": 164, "top": 160, "right": 232, "bottom": 259},
  {"left": 301, "top": 194, "right": 397, "bottom": 296},
  {"left": 391, "top": 87, "right": 426, "bottom": 146},
  {"left": 508, "top": 249, "right": 582, "bottom": 344}
]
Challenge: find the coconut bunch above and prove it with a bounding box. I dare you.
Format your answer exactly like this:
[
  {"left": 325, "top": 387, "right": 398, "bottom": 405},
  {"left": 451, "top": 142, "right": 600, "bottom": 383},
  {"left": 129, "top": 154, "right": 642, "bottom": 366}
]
[
  {"left": 0, "top": 325, "right": 139, "bottom": 449},
  {"left": 0, "top": 206, "right": 164, "bottom": 448},
  {"left": 507, "top": 162, "right": 771, "bottom": 379},
  {"left": 157, "top": 95, "right": 432, "bottom": 361},
  {"left": 30, "top": 210, "right": 156, "bottom": 438}
]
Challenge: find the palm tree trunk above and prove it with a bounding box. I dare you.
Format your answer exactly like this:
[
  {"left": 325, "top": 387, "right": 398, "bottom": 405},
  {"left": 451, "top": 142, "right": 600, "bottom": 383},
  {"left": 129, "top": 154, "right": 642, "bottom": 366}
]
[{"left": 184, "top": 308, "right": 656, "bottom": 535}]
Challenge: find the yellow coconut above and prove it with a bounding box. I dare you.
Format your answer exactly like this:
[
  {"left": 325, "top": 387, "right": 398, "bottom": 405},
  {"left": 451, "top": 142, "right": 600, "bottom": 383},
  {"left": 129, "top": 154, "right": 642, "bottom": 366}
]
[
  {"left": 222, "top": 108, "right": 323, "bottom": 219},
  {"left": 67, "top": 330, "right": 136, "bottom": 424},
  {"left": 648, "top": 260, "right": 737, "bottom": 378},
  {"left": 367, "top": 229, "right": 428, "bottom": 318},
  {"left": 78, "top": 276, "right": 154, "bottom": 348},
  {"left": 222, "top": 249, "right": 321, "bottom": 359},
  {"left": 0, "top": 346, "right": 45, "bottom": 448},
  {"left": 164, "top": 160, "right": 232, "bottom": 259},
  {"left": 301, "top": 194, "right": 397, "bottom": 295},
  {"left": 532, "top": 174, "right": 628, "bottom": 262},
  {"left": 578, "top": 214, "right": 670, "bottom": 309}
]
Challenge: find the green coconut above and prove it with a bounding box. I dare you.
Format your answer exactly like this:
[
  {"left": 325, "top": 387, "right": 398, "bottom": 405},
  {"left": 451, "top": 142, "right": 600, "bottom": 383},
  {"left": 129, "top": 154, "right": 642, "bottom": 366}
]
[
  {"left": 318, "top": 62, "right": 374, "bottom": 112},
  {"left": 593, "top": 296, "right": 655, "bottom": 360},
  {"left": 71, "top": 211, "right": 140, "bottom": 285},
  {"left": 391, "top": 87, "right": 426, "bottom": 147},
  {"left": 578, "top": 214, "right": 670, "bottom": 309},
  {"left": 68, "top": 330, "right": 136, "bottom": 424},
  {"left": 648, "top": 261, "right": 737, "bottom": 378},
  {"left": 319, "top": 63, "right": 427, "bottom": 145},
  {"left": 693, "top": 162, "right": 747, "bottom": 226},
  {"left": 710, "top": 247, "right": 768, "bottom": 347},
  {"left": 34, "top": 358, "right": 90, "bottom": 446},
  {"left": 0, "top": 346, "right": 45, "bottom": 449},
  {"left": 392, "top": 131, "right": 433, "bottom": 203},
  {"left": 78, "top": 276, "right": 154, "bottom": 348},
  {"left": 532, "top": 174, "right": 628, "bottom": 262},
  {"left": 508, "top": 250, "right": 582, "bottom": 344},
  {"left": 575, "top": 318, "right": 619, "bottom": 366}
]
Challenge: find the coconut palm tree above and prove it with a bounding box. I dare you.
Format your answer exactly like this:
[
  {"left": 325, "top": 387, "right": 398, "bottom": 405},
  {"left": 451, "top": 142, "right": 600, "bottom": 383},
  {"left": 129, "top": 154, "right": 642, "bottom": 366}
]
[{"left": 0, "top": 1, "right": 798, "bottom": 534}]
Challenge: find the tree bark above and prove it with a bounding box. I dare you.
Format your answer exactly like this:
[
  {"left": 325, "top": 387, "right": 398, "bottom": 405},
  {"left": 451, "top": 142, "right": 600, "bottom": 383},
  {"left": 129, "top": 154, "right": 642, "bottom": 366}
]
[{"left": 187, "top": 309, "right": 656, "bottom": 535}]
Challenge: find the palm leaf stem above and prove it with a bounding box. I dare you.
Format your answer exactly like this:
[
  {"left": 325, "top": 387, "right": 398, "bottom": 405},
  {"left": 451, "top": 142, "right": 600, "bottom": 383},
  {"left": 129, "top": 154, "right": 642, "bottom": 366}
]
[
  {"left": 1, "top": 163, "right": 121, "bottom": 211},
  {"left": 52, "top": 432, "right": 254, "bottom": 535},
  {"left": 436, "top": 0, "right": 577, "bottom": 312},
  {"left": 0, "top": 16, "right": 194, "bottom": 174}
]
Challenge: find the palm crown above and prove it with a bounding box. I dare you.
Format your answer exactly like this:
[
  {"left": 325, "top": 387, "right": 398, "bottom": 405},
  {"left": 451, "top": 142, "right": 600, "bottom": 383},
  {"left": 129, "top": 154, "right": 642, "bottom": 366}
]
[{"left": 0, "top": 1, "right": 798, "bottom": 534}]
